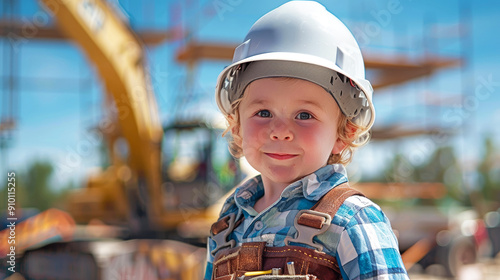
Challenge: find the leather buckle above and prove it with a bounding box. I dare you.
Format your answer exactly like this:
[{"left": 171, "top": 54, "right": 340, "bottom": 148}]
[
  {"left": 284, "top": 210, "right": 332, "bottom": 252},
  {"left": 211, "top": 213, "right": 237, "bottom": 256}
]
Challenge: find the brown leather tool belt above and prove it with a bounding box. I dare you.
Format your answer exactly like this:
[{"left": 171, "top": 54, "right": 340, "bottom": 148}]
[{"left": 212, "top": 242, "right": 342, "bottom": 280}]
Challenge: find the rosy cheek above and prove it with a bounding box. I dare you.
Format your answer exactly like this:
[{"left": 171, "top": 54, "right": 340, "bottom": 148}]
[
  {"left": 244, "top": 121, "right": 268, "bottom": 142},
  {"left": 240, "top": 124, "right": 256, "bottom": 149},
  {"left": 299, "top": 126, "right": 324, "bottom": 145},
  {"left": 300, "top": 133, "right": 312, "bottom": 144}
]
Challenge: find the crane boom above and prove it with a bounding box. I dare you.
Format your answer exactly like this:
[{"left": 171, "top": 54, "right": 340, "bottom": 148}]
[
  {"left": 40, "top": 0, "right": 164, "bottom": 225},
  {"left": 0, "top": 2, "right": 231, "bottom": 278}
]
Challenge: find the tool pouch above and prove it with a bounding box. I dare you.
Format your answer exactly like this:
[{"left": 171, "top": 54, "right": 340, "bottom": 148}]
[{"left": 212, "top": 242, "right": 341, "bottom": 280}]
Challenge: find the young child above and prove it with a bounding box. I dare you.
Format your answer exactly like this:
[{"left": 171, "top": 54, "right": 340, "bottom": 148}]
[{"left": 206, "top": 1, "right": 409, "bottom": 279}]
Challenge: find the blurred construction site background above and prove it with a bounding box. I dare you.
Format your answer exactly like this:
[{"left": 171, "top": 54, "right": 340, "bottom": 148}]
[{"left": 0, "top": 0, "right": 499, "bottom": 279}]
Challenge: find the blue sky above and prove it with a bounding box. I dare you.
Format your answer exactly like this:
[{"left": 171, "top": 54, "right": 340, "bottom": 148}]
[{"left": 1, "top": 0, "right": 499, "bottom": 188}]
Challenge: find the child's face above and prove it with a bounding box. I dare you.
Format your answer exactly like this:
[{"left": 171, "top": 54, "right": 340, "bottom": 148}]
[{"left": 236, "top": 78, "right": 345, "bottom": 188}]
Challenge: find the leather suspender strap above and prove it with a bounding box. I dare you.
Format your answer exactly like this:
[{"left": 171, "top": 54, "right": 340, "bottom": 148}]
[
  {"left": 211, "top": 183, "right": 365, "bottom": 279},
  {"left": 211, "top": 182, "right": 364, "bottom": 257},
  {"left": 284, "top": 182, "right": 365, "bottom": 251},
  {"left": 297, "top": 183, "right": 364, "bottom": 229}
]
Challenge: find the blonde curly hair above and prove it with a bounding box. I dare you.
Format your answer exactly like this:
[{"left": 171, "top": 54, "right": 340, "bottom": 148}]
[{"left": 221, "top": 86, "right": 370, "bottom": 166}]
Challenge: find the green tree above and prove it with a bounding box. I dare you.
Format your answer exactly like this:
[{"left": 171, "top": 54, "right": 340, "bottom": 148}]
[
  {"left": 0, "top": 159, "right": 73, "bottom": 212},
  {"left": 380, "top": 153, "right": 417, "bottom": 183},
  {"left": 23, "top": 160, "right": 55, "bottom": 210},
  {"left": 415, "top": 146, "right": 467, "bottom": 204},
  {"left": 377, "top": 145, "right": 469, "bottom": 206},
  {"left": 477, "top": 136, "right": 500, "bottom": 206}
]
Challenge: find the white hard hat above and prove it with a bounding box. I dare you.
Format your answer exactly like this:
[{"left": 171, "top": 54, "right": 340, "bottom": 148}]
[{"left": 215, "top": 1, "right": 375, "bottom": 131}]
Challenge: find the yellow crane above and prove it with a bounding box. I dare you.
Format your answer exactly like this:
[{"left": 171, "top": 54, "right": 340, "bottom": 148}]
[
  {"left": 40, "top": 0, "right": 164, "bottom": 228},
  {"left": 39, "top": 0, "right": 224, "bottom": 231},
  {"left": 2, "top": 0, "right": 235, "bottom": 279}
]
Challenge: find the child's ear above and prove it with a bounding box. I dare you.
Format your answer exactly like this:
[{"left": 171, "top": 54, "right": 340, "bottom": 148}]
[
  {"left": 332, "top": 121, "right": 356, "bottom": 154},
  {"left": 332, "top": 138, "right": 346, "bottom": 155}
]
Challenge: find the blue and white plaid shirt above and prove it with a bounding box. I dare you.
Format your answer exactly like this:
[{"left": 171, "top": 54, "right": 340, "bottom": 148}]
[{"left": 205, "top": 164, "right": 409, "bottom": 280}]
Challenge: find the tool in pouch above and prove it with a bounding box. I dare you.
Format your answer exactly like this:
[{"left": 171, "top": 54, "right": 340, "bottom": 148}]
[
  {"left": 239, "top": 275, "right": 317, "bottom": 280},
  {"left": 239, "top": 265, "right": 313, "bottom": 279}
]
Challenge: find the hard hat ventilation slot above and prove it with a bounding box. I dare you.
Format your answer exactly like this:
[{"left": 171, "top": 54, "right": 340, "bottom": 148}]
[
  {"left": 337, "top": 72, "right": 346, "bottom": 82},
  {"left": 217, "top": 59, "right": 372, "bottom": 127}
]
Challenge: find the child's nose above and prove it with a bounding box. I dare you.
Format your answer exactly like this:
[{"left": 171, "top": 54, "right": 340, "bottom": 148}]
[{"left": 270, "top": 119, "right": 293, "bottom": 141}]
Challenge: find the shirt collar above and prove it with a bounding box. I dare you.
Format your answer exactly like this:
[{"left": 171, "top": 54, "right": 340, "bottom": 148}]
[
  {"left": 296, "top": 164, "right": 348, "bottom": 201},
  {"left": 233, "top": 164, "right": 348, "bottom": 212}
]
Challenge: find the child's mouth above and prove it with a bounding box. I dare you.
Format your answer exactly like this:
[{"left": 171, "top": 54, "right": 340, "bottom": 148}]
[{"left": 265, "top": 153, "right": 298, "bottom": 160}]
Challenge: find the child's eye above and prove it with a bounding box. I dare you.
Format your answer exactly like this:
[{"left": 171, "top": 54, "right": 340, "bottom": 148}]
[
  {"left": 296, "top": 112, "right": 312, "bottom": 120},
  {"left": 256, "top": 110, "right": 272, "bottom": 118}
]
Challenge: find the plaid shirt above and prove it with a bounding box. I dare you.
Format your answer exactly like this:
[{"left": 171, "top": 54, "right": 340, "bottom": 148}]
[{"left": 205, "top": 164, "right": 409, "bottom": 280}]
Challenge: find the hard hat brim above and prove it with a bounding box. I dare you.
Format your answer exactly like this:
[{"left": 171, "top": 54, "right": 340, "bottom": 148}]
[{"left": 215, "top": 52, "right": 375, "bottom": 130}]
